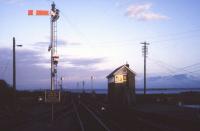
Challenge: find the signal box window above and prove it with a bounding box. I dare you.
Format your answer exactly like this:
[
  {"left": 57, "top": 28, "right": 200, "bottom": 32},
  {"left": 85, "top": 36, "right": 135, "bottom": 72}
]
[{"left": 123, "top": 75, "right": 127, "bottom": 80}]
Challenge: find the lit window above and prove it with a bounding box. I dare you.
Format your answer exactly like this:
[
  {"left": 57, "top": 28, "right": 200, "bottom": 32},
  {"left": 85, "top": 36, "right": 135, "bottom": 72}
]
[{"left": 123, "top": 75, "right": 127, "bottom": 80}]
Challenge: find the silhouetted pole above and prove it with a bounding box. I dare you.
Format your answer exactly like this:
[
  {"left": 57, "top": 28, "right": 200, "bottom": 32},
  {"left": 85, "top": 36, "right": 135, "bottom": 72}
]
[
  {"left": 60, "top": 77, "right": 64, "bottom": 91},
  {"left": 50, "top": 2, "right": 60, "bottom": 121},
  {"left": 141, "top": 42, "right": 149, "bottom": 95},
  {"left": 13, "top": 37, "right": 22, "bottom": 109},
  {"left": 50, "top": 4, "right": 54, "bottom": 91},
  {"left": 91, "top": 76, "right": 95, "bottom": 95},
  {"left": 13, "top": 37, "right": 16, "bottom": 94},
  {"left": 82, "top": 81, "right": 85, "bottom": 93},
  {"left": 13, "top": 37, "right": 16, "bottom": 110}
]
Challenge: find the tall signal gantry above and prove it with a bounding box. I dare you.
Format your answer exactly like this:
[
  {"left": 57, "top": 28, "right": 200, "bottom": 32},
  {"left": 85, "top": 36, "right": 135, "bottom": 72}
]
[
  {"left": 28, "top": 2, "right": 60, "bottom": 121},
  {"left": 141, "top": 42, "right": 149, "bottom": 95},
  {"left": 28, "top": 2, "right": 60, "bottom": 91},
  {"left": 49, "top": 2, "right": 60, "bottom": 91}
]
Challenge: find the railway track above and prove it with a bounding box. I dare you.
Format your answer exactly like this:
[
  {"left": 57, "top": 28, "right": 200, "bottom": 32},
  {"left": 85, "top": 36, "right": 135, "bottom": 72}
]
[
  {"left": 80, "top": 95, "right": 142, "bottom": 131},
  {"left": 72, "top": 96, "right": 121, "bottom": 131},
  {"left": 1, "top": 93, "right": 199, "bottom": 131},
  {"left": 0, "top": 104, "right": 51, "bottom": 130},
  {"left": 4, "top": 100, "right": 73, "bottom": 131},
  {"left": 80, "top": 94, "right": 199, "bottom": 131}
]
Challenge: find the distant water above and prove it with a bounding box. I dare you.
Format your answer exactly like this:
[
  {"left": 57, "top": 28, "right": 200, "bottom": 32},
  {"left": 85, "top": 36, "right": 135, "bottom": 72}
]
[
  {"left": 181, "top": 104, "right": 200, "bottom": 109},
  {"left": 136, "top": 88, "right": 200, "bottom": 94},
  {"left": 66, "top": 89, "right": 107, "bottom": 94},
  {"left": 66, "top": 88, "right": 200, "bottom": 94}
]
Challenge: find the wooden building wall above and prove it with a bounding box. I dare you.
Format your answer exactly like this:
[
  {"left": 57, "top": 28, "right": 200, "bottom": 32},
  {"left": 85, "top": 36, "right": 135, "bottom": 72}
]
[{"left": 107, "top": 67, "right": 136, "bottom": 106}]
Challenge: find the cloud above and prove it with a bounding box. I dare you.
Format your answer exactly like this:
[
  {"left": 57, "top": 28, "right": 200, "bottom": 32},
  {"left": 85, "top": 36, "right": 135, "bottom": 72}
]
[
  {"left": 33, "top": 40, "right": 81, "bottom": 50},
  {"left": 140, "top": 12, "right": 169, "bottom": 21},
  {"left": 33, "top": 40, "right": 66, "bottom": 48},
  {"left": 0, "top": 48, "right": 50, "bottom": 89},
  {"left": 16, "top": 49, "right": 49, "bottom": 66},
  {"left": 67, "top": 58, "right": 105, "bottom": 67},
  {"left": 34, "top": 42, "right": 50, "bottom": 47},
  {"left": 68, "top": 42, "right": 82, "bottom": 46},
  {"left": 1, "top": 0, "right": 24, "bottom": 5},
  {"left": 0, "top": 47, "right": 108, "bottom": 89},
  {"left": 57, "top": 40, "right": 82, "bottom": 46},
  {"left": 126, "top": 3, "right": 152, "bottom": 16},
  {"left": 125, "top": 3, "right": 169, "bottom": 21},
  {"left": 136, "top": 74, "right": 200, "bottom": 88},
  {"left": 1, "top": 47, "right": 199, "bottom": 90}
]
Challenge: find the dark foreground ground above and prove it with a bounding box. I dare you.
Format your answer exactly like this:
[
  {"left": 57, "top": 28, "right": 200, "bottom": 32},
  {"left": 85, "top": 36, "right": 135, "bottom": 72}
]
[{"left": 0, "top": 91, "right": 200, "bottom": 131}]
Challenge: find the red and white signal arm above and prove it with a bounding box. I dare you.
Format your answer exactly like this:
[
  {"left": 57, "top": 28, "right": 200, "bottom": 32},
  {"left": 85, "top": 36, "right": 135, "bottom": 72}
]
[
  {"left": 28, "top": 10, "right": 57, "bottom": 16},
  {"left": 52, "top": 54, "right": 59, "bottom": 59},
  {"left": 28, "top": 10, "right": 49, "bottom": 16}
]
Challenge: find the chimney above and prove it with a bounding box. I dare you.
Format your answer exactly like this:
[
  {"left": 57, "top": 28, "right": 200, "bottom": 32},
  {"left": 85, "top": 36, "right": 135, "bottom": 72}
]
[{"left": 126, "top": 63, "right": 129, "bottom": 68}]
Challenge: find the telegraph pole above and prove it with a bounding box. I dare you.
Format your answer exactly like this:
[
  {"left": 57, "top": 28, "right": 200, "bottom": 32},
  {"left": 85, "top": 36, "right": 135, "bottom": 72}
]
[
  {"left": 13, "top": 37, "right": 16, "bottom": 111},
  {"left": 141, "top": 42, "right": 149, "bottom": 95},
  {"left": 13, "top": 37, "right": 22, "bottom": 110},
  {"left": 60, "top": 77, "right": 64, "bottom": 91},
  {"left": 91, "top": 76, "right": 95, "bottom": 95},
  {"left": 13, "top": 37, "right": 22, "bottom": 97},
  {"left": 13, "top": 37, "right": 16, "bottom": 93},
  {"left": 82, "top": 81, "right": 85, "bottom": 93},
  {"left": 91, "top": 76, "right": 93, "bottom": 93}
]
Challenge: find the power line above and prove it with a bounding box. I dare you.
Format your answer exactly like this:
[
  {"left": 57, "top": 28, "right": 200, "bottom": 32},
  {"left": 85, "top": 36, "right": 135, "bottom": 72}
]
[
  {"left": 149, "top": 28, "right": 200, "bottom": 42},
  {"left": 147, "top": 58, "right": 196, "bottom": 87},
  {"left": 0, "top": 49, "right": 12, "bottom": 78},
  {"left": 60, "top": 12, "right": 91, "bottom": 44},
  {"left": 185, "top": 69, "right": 200, "bottom": 74},
  {"left": 148, "top": 59, "right": 175, "bottom": 75},
  {"left": 90, "top": 27, "right": 200, "bottom": 46},
  {"left": 148, "top": 57, "right": 200, "bottom": 77},
  {"left": 44, "top": 0, "right": 91, "bottom": 45},
  {"left": 45, "top": 0, "right": 200, "bottom": 49},
  {"left": 180, "top": 62, "right": 200, "bottom": 70},
  {"left": 150, "top": 33, "right": 200, "bottom": 45},
  {"left": 0, "top": 59, "right": 11, "bottom": 78}
]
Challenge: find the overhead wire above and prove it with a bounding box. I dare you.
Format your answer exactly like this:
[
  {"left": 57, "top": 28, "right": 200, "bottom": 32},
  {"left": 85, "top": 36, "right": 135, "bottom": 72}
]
[
  {"left": 147, "top": 57, "right": 196, "bottom": 87},
  {"left": 45, "top": 0, "right": 200, "bottom": 71},
  {"left": 150, "top": 33, "right": 200, "bottom": 45},
  {"left": 45, "top": 0, "right": 200, "bottom": 48},
  {"left": 59, "top": 12, "right": 91, "bottom": 44},
  {"left": 180, "top": 62, "right": 200, "bottom": 70},
  {"left": 147, "top": 28, "right": 200, "bottom": 42},
  {"left": 92, "top": 28, "right": 200, "bottom": 46},
  {"left": 0, "top": 49, "right": 12, "bottom": 78},
  {"left": 45, "top": 0, "right": 93, "bottom": 47},
  {"left": 0, "top": 59, "right": 11, "bottom": 78},
  {"left": 148, "top": 57, "right": 200, "bottom": 77},
  {"left": 148, "top": 57, "right": 177, "bottom": 75}
]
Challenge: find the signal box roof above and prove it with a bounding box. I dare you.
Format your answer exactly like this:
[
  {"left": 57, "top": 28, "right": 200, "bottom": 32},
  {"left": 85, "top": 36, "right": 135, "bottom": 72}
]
[{"left": 106, "top": 64, "right": 136, "bottom": 78}]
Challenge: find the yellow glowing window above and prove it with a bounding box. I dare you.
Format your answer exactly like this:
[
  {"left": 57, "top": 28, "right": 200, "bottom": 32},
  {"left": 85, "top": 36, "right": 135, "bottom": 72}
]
[
  {"left": 115, "top": 75, "right": 123, "bottom": 83},
  {"left": 123, "top": 75, "right": 127, "bottom": 80}
]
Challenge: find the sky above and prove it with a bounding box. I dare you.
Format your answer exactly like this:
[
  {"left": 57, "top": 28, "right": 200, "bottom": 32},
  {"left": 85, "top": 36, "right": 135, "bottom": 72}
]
[{"left": 1, "top": 0, "right": 200, "bottom": 90}]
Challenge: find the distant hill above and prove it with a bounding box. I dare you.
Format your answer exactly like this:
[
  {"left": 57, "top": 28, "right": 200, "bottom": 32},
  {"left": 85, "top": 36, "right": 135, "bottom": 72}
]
[
  {"left": 0, "top": 79, "right": 9, "bottom": 88},
  {"left": 0, "top": 80, "right": 13, "bottom": 103},
  {"left": 136, "top": 74, "right": 200, "bottom": 89}
]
